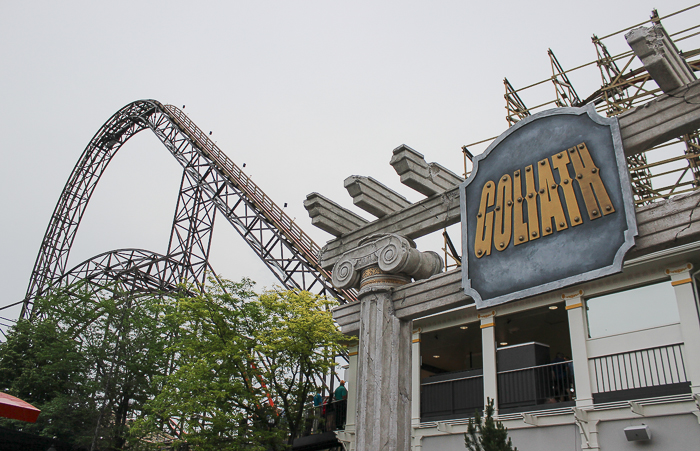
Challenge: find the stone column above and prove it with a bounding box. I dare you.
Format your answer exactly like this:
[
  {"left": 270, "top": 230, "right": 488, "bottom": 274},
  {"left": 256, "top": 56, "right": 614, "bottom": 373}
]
[
  {"left": 479, "top": 311, "right": 498, "bottom": 413},
  {"left": 331, "top": 234, "right": 442, "bottom": 451},
  {"left": 563, "top": 290, "right": 594, "bottom": 407},
  {"left": 667, "top": 263, "right": 700, "bottom": 398}
]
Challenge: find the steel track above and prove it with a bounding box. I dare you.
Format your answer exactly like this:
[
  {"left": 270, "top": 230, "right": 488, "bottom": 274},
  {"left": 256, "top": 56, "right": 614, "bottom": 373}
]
[{"left": 21, "top": 100, "right": 354, "bottom": 318}]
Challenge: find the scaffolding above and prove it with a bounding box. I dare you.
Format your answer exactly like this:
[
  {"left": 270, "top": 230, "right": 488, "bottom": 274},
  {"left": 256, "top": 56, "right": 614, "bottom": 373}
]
[{"left": 465, "top": 4, "right": 700, "bottom": 206}]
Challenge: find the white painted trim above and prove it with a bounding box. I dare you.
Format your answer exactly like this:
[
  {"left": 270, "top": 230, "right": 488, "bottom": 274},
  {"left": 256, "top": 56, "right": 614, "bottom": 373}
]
[{"left": 624, "top": 240, "right": 700, "bottom": 267}]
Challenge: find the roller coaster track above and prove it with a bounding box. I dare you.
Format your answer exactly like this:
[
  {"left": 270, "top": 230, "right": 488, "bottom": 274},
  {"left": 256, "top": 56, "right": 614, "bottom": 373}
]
[
  {"left": 49, "top": 249, "right": 187, "bottom": 297},
  {"left": 21, "top": 100, "right": 355, "bottom": 318}
]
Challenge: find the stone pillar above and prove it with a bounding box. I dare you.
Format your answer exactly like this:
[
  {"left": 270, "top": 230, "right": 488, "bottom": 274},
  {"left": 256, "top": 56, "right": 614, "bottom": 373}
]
[
  {"left": 331, "top": 234, "right": 443, "bottom": 451},
  {"left": 667, "top": 264, "right": 700, "bottom": 397},
  {"left": 563, "top": 290, "right": 594, "bottom": 407},
  {"left": 356, "top": 286, "right": 412, "bottom": 450},
  {"left": 479, "top": 311, "right": 498, "bottom": 413}
]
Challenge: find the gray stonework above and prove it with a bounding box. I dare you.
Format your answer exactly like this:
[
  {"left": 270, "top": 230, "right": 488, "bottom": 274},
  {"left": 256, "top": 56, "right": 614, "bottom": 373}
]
[
  {"left": 329, "top": 233, "right": 443, "bottom": 451},
  {"left": 390, "top": 144, "right": 463, "bottom": 196},
  {"left": 303, "top": 192, "right": 368, "bottom": 237},
  {"left": 618, "top": 78, "right": 700, "bottom": 156},
  {"left": 344, "top": 175, "right": 412, "bottom": 218},
  {"left": 626, "top": 24, "right": 696, "bottom": 94},
  {"left": 319, "top": 189, "right": 460, "bottom": 270},
  {"left": 331, "top": 234, "right": 443, "bottom": 290},
  {"left": 316, "top": 83, "right": 700, "bottom": 269},
  {"left": 355, "top": 288, "right": 412, "bottom": 451},
  {"left": 332, "top": 189, "right": 700, "bottom": 336}
]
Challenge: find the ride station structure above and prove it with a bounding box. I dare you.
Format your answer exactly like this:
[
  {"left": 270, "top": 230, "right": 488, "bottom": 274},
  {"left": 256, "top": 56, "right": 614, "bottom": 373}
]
[{"left": 307, "top": 7, "right": 700, "bottom": 451}]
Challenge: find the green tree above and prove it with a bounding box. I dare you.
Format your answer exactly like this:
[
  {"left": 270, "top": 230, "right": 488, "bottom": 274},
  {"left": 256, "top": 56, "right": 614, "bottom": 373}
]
[
  {"left": 133, "top": 279, "right": 348, "bottom": 451},
  {"left": 0, "top": 282, "right": 181, "bottom": 450},
  {"left": 0, "top": 317, "right": 97, "bottom": 446},
  {"left": 464, "top": 398, "right": 517, "bottom": 451}
]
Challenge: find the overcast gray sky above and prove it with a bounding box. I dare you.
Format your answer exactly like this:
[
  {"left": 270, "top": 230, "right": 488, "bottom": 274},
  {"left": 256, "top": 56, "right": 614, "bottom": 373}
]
[{"left": 1, "top": 1, "right": 697, "bottom": 332}]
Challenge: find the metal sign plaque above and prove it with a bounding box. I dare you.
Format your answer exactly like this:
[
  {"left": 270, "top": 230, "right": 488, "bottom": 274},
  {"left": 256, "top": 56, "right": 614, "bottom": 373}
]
[{"left": 460, "top": 105, "right": 637, "bottom": 308}]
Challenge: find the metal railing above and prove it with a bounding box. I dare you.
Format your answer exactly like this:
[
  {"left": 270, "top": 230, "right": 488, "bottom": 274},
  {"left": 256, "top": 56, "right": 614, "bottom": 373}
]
[
  {"left": 164, "top": 105, "right": 319, "bottom": 260},
  {"left": 420, "top": 374, "right": 483, "bottom": 420},
  {"left": 297, "top": 399, "right": 348, "bottom": 437},
  {"left": 497, "top": 361, "right": 575, "bottom": 410},
  {"left": 590, "top": 343, "right": 688, "bottom": 393}
]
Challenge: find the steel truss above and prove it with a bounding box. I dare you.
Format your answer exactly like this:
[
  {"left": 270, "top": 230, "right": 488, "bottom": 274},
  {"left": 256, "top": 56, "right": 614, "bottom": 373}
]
[
  {"left": 22, "top": 100, "right": 354, "bottom": 318},
  {"left": 51, "top": 249, "right": 187, "bottom": 297},
  {"left": 487, "top": 6, "right": 700, "bottom": 207}
]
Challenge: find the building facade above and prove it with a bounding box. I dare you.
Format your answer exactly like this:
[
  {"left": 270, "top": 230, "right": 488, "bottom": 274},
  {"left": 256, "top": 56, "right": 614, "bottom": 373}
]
[{"left": 299, "top": 15, "right": 700, "bottom": 451}]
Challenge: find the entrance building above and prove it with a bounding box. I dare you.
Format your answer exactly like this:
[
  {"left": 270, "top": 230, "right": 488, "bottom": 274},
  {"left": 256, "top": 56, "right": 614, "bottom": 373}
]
[{"left": 300, "top": 11, "right": 700, "bottom": 451}]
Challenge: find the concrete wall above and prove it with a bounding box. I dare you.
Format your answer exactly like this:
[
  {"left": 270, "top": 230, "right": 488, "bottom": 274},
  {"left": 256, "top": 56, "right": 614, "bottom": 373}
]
[
  {"left": 419, "top": 415, "right": 700, "bottom": 451},
  {"left": 421, "top": 424, "right": 580, "bottom": 451},
  {"left": 597, "top": 414, "right": 700, "bottom": 451}
]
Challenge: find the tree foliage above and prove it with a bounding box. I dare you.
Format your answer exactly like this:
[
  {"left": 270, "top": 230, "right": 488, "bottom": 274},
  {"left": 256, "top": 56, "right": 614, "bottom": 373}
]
[
  {"left": 464, "top": 398, "right": 517, "bottom": 451},
  {"left": 0, "top": 317, "right": 96, "bottom": 446},
  {"left": 0, "top": 282, "right": 181, "bottom": 450},
  {"left": 132, "top": 279, "right": 348, "bottom": 451},
  {"left": 1, "top": 279, "right": 347, "bottom": 450}
]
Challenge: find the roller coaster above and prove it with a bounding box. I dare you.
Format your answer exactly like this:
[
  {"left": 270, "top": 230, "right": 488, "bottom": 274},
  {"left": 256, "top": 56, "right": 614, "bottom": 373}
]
[{"left": 17, "top": 100, "right": 356, "bottom": 319}]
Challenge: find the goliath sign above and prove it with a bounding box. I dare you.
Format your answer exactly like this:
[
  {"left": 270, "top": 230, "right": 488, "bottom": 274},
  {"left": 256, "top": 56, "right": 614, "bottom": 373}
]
[{"left": 460, "top": 106, "right": 637, "bottom": 308}]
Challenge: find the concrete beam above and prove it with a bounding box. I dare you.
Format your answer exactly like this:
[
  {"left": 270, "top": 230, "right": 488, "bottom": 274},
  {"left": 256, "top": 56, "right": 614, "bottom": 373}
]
[
  {"left": 332, "top": 189, "right": 700, "bottom": 331},
  {"left": 631, "top": 189, "right": 700, "bottom": 258},
  {"left": 344, "top": 175, "right": 411, "bottom": 218},
  {"left": 320, "top": 81, "right": 700, "bottom": 267},
  {"left": 334, "top": 268, "right": 471, "bottom": 335},
  {"left": 303, "top": 192, "right": 368, "bottom": 237},
  {"left": 618, "top": 79, "right": 700, "bottom": 155},
  {"left": 625, "top": 24, "right": 696, "bottom": 94},
  {"left": 392, "top": 268, "right": 470, "bottom": 321},
  {"left": 390, "top": 144, "right": 463, "bottom": 196},
  {"left": 319, "top": 188, "right": 461, "bottom": 269},
  {"left": 320, "top": 79, "right": 700, "bottom": 266}
]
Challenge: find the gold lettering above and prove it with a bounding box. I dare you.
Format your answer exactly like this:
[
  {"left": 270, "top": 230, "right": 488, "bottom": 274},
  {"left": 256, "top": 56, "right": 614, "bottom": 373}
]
[
  {"left": 474, "top": 181, "right": 495, "bottom": 258},
  {"left": 472, "top": 141, "right": 615, "bottom": 258},
  {"left": 493, "top": 175, "right": 513, "bottom": 251},
  {"left": 569, "top": 142, "right": 615, "bottom": 220},
  {"left": 513, "top": 170, "right": 528, "bottom": 246},
  {"left": 524, "top": 165, "right": 540, "bottom": 240},
  {"left": 551, "top": 150, "right": 583, "bottom": 227},
  {"left": 537, "top": 158, "right": 568, "bottom": 236}
]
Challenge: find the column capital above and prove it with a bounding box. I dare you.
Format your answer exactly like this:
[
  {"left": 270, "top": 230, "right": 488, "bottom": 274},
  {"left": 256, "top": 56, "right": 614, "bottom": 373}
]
[
  {"left": 479, "top": 310, "right": 496, "bottom": 328},
  {"left": 666, "top": 263, "right": 694, "bottom": 285},
  {"left": 331, "top": 233, "right": 443, "bottom": 291},
  {"left": 563, "top": 289, "right": 584, "bottom": 309}
]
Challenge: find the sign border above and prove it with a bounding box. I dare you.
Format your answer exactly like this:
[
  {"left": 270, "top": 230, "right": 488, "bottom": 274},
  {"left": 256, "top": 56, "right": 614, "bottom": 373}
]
[{"left": 460, "top": 104, "right": 638, "bottom": 309}]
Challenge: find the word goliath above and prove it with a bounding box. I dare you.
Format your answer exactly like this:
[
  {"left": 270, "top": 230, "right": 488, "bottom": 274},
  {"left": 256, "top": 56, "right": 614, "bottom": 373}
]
[{"left": 474, "top": 142, "right": 614, "bottom": 258}]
